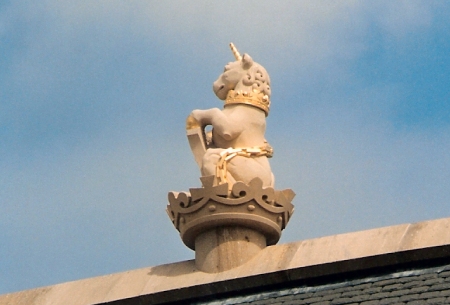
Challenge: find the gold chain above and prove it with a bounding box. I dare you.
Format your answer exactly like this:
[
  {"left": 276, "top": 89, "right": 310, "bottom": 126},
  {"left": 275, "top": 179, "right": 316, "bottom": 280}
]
[{"left": 216, "top": 147, "right": 271, "bottom": 184}]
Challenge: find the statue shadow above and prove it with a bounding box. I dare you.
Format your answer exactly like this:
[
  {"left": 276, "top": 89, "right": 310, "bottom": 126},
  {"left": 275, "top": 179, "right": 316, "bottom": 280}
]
[{"left": 146, "top": 259, "right": 198, "bottom": 278}]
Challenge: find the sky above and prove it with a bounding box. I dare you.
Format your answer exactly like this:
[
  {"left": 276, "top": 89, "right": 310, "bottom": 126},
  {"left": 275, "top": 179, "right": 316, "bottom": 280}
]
[{"left": 1, "top": 0, "right": 450, "bottom": 295}]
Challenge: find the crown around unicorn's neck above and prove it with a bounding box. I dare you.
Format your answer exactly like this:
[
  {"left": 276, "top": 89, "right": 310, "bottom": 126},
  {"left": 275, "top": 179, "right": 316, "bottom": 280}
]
[{"left": 224, "top": 90, "right": 270, "bottom": 116}]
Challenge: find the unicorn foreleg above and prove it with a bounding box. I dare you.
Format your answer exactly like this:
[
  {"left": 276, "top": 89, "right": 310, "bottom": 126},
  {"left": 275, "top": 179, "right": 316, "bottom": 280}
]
[{"left": 190, "top": 108, "right": 241, "bottom": 141}]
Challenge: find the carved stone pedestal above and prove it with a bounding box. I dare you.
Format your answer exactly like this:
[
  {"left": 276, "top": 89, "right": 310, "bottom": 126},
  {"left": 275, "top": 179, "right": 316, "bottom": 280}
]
[{"left": 167, "top": 176, "right": 295, "bottom": 273}]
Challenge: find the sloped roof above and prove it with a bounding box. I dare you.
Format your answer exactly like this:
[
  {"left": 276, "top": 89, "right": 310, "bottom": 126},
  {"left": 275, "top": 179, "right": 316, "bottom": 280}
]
[
  {"left": 1, "top": 217, "right": 450, "bottom": 305},
  {"left": 197, "top": 263, "right": 450, "bottom": 304}
]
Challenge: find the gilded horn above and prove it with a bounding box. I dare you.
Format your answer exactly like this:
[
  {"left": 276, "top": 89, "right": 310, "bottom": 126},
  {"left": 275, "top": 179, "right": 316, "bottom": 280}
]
[{"left": 229, "top": 43, "right": 242, "bottom": 61}]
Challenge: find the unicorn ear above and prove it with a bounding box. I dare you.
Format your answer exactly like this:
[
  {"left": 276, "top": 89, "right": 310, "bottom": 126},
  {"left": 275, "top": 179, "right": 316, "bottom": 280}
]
[{"left": 242, "top": 53, "right": 254, "bottom": 69}]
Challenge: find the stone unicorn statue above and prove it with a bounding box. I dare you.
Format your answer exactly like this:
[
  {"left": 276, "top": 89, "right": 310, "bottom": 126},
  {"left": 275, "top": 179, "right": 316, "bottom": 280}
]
[{"left": 186, "top": 43, "right": 274, "bottom": 188}]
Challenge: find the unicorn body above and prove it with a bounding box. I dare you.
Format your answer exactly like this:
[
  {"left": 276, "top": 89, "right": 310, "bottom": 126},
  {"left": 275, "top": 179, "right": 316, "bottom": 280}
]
[{"left": 188, "top": 44, "right": 274, "bottom": 187}]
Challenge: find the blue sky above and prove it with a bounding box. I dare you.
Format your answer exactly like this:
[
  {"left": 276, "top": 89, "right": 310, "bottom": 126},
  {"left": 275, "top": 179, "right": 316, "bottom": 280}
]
[{"left": 1, "top": 0, "right": 450, "bottom": 294}]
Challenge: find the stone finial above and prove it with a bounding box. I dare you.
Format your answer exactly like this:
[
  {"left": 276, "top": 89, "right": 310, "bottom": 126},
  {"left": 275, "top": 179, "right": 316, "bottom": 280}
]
[{"left": 167, "top": 43, "right": 295, "bottom": 273}]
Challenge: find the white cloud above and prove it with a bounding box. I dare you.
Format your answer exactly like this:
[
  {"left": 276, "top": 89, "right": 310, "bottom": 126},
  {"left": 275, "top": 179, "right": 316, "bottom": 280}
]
[{"left": 32, "top": 1, "right": 437, "bottom": 63}]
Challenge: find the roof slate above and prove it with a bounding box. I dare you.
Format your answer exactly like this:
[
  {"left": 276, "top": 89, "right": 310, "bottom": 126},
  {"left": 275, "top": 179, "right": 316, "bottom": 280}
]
[{"left": 198, "top": 263, "right": 450, "bottom": 305}]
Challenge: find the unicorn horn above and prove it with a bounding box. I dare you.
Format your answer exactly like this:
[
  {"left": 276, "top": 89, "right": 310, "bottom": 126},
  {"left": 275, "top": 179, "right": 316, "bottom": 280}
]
[{"left": 229, "top": 42, "right": 242, "bottom": 61}]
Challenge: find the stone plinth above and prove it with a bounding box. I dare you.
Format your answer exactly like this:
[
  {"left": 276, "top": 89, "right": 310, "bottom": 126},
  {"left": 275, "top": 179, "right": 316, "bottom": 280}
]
[{"left": 167, "top": 176, "right": 295, "bottom": 272}]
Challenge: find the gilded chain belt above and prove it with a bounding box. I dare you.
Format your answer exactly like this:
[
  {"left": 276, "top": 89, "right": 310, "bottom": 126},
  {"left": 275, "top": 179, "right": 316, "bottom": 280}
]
[{"left": 216, "top": 146, "right": 272, "bottom": 184}]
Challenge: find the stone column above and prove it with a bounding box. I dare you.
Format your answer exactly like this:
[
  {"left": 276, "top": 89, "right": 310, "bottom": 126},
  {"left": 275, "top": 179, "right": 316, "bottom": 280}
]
[{"left": 195, "top": 226, "right": 266, "bottom": 272}]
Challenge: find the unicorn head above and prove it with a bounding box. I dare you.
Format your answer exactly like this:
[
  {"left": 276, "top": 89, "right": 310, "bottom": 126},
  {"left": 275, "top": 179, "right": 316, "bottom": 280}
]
[{"left": 213, "top": 43, "right": 271, "bottom": 102}]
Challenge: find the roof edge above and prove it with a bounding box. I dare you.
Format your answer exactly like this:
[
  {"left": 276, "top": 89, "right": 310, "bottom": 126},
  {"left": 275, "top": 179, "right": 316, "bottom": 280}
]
[
  {"left": 127, "top": 244, "right": 450, "bottom": 305},
  {"left": 1, "top": 216, "right": 450, "bottom": 305}
]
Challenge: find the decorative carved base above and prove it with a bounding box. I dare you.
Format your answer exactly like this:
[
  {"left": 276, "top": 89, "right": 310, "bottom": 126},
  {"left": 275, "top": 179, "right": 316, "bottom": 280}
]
[{"left": 167, "top": 176, "right": 295, "bottom": 272}]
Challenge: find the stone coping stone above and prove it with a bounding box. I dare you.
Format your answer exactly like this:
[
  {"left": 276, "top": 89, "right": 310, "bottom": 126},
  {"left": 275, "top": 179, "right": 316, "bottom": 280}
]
[{"left": 1, "top": 217, "right": 450, "bottom": 305}]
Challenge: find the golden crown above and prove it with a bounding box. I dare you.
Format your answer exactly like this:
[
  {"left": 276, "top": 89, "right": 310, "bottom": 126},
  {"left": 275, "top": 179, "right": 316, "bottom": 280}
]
[{"left": 225, "top": 89, "right": 270, "bottom": 116}]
